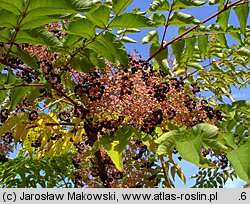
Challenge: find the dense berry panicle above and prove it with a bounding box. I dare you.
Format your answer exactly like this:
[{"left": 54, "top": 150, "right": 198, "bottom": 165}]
[
  {"left": 0, "top": 109, "right": 9, "bottom": 123},
  {"left": 69, "top": 54, "right": 214, "bottom": 134},
  {"left": 6, "top": 32, "right": 222, "bottom": 188}
]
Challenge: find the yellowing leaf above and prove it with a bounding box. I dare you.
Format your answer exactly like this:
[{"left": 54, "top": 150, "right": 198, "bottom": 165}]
[
  {"left": 14, "top": 122, "right": 29, "bottom": 145},
  {"left": 0, "top": 112, "right": 28, "bottom": 136}
]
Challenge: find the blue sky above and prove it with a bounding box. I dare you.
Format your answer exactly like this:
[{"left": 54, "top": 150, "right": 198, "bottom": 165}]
[{"left": 122, "top": 0, "right": 249, "bottom": 188}]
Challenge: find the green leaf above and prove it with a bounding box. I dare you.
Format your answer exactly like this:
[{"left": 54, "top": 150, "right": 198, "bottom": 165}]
[
  {"left": 149, "top": 13, "right": 166, "bottom": 25},
  {"left": 0, "top": 27, "right": 13, "bottom": 42},
  {"left": 10, "top": 87, "right": 31, "bottom": 111},
  {"left": 192, "top": 123, "right": 227, "bottom": 151},
  {"left": 198, "top": 34, "right": 208, "bottom": 58},
  {"left": 155, "top": 130, "right": 180, "bottom": 154},
  {"left": 20, "top": 14, "right": 70, "bottom": 30},
  {"left": 85, "top": 5, "right": 110, "bottom": 28},
  {"left": 0, "top": 112, "right": 27, "bottom": 136},
  {"left": 175, "top": 130, "right": 213, "bottom": 168},
  {"left": 101, "top": 126, "right": 133, "bottom": 172},
  {"left": 148, "top": 0, "right": 170, "bottom": 12},
  {"left": 216, "top": 5, "right": 230, "bottom": 31},
  {"left": 169, "top": 12, "right": 200, "bottom": 26},
  {"left": 209, "top": 0, "right": 221, "bottom": 5},
  {"left": 234, "top": 3, "right": 249, "bottom": 35},
  {"left": 0, "top": 0, "right": 24, "bottom": 15},
  {"left": 0, "top": 73, "right": 7, "bottom": 85},
  {"left": 26, "top": 0, "right": 91, "bottom": 16},
  {"left": 83, "top": 48, "right": 106, "bottom": 69},
  {"left": 217, "top": 33, "right": 228, "bottom": 48},
  {"left": 63, "top": 18, "right": 96, "bottom": 39},
  {"left": 117, "top": 28, "right": 141, "bottom": 35},
  {"left": 0, "top": 8, "right": 19, "bottom": 28},
  {"left": 112, "top": 0, "right": 133, "bottom": 14},
  {"left": 120, "top": 36, "right": 137, "bottom": 43},
  {"left": 87, "top": 31, "right": 129, "bottom": 67},
  {"left": 171, "top": 39, "right": 185, "bottom": 62},
  {"left": 5, "top": 70, "right": 22, "bottom": 85},
  {"left": 185, "top": 36, "right": 196, "bottom": 59},
  {"left": 0, "top": 90, "right": 7, "bottom": 103},
  {"left": 173, "top": 0, "right": 207, "bottom": 10},
  {"left": 232, "top": 100, "right": 250, "bottom": 110},
  {"left": 109, "top": 13, "right": 157, "bottom": 28},
  {"left": 27, "top": 86, "right": 42, "bottom": 102},
  {"left": 69, "top": 54, "right": 95, "bottom": 72},
  {"left": 142, "top": 30, "right": 159, "bottom": 44},
  {"left": 237, "top": 47, "right": 250, "bottom": 56},
  {"left": 15, "top": 27, "right": 62, "bottom": 46},
  {"left": 227, "top": 140, "right": 250, "bottom": 182},
  {"left": 188, "top": 62, "right": 204, "bottom": 71},
  {"left": 63, "top": 34, "right": 83, "bottom": 47},
  {"left": 229, "top": 31, "right": 243, "bottom": 44},
  {"left": 150, "top": 43, "right": 170, "bottom": 73},
  {"left": 11, "top": 46, "right": 39, "bottom": 69},
  {"left": 219, "top": 132, "right": 237, "bottom": 149},
  {"left": 1, "top": 0, "right": 90, "bottom": 30}
]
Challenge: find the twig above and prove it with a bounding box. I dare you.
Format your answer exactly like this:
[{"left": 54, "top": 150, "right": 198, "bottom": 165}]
[
  {"left": 45, "top": 123, "right": 76, "bottom": 126},
  {"left": 0, "top": 83, "right": 43, "bottom": 91},
  {"left": 160, "top": 1, "right": 174, "bottom": 46},
  {"left": 54, "top": 88, "right": 80, "bottom": 108},
  {"left": 147, "top": 0, "right": 246, "bottom": 61},
  {"left": 40, "top": 93, "right": 75, "bottom": 111}
]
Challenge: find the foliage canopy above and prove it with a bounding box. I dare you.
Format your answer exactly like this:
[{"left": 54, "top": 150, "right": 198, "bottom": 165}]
[{"left": 0, "top": 0, "right": 250, "bottom": 188}]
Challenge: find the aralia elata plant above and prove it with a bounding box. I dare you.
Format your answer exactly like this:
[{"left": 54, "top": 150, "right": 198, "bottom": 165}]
[{"left": 0, "top": 0, "right": 249, "bottom": 188}]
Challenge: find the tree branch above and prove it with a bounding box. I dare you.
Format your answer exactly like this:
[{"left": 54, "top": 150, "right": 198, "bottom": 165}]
[
  {"left": 147, "top": 0, "right": 246, "bottom": 62},
  {"left": 0, "top": 58, "right": 40, "bottom": 76},
  {"left": 6, "top": 0, "right": 31, "bottom": 58},
  {"left": 54, "top": 87, "right": 80, "bottom": 108}
]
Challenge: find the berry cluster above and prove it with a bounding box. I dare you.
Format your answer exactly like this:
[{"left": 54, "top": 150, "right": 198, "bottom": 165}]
[
  {"left": 0, "top": 109, "right": 9, "bottom": 123},
  {"left": 0, "top": 132, "right": 14, "bottom": 163},
  {"left": 59, "top": 111, "right": 71, "bottom": 123},
  {"left": 29, "top": 111, "right": 38, "bottom": 121},
  {"left": 74, "top": 77, "right": 105, "bottom": 102},
  {"left": 7, "top": 56, "right": 24, "bottom": 66},
  {"left": 59, "top": 54, "right": 224, "bottom": 187},
  {"left": 31, "top": 140, "right": 42, "bottom": 148},
  {"left": 201, "top": 149, "right": 229, "bottom": 170},
  {"left": 73, "top": 140, "right": 160, "bottom": 188},
  {"left": 141, "top": 110, "right": 163, "bottom": 134},
  {"left": 2, "top": 30, "right": 226, "bottom": 188},
  {"left": 201, "top": 100, "right": 223, "bottom": 121},
  {"left": 16, "top": 70, "right": 36, "bottom": 83},
  {"left": 71, "top": 55, "right": 214, "bottom": 134},
  {"left": 153, "top": 82, "right": 169, "bottom": 102}
]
